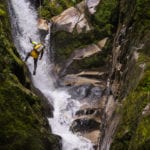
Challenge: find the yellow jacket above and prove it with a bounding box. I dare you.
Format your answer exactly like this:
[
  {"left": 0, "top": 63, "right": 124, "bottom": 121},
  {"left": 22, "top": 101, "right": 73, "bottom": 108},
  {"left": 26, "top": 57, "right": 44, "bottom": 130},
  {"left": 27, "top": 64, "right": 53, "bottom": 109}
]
[{"left": 30, "top": 42, "right": 44, "bottom": 59}]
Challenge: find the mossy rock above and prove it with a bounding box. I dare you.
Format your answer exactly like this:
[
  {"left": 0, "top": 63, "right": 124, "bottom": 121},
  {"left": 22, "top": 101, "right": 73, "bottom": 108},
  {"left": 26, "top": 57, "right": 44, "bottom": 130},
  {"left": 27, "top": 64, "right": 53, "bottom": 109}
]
[
  {"left": 0, "top": 74, "right": 61, "bottom": 150},
  {"left": 111, "top": 50, "right": 150, "bottom": 150},
  {"left": 111, "top": 69, "right": 150, "bottom": 150},
  {"left": 0, "top": 8, "right": 6, "bottom": 16},
  {"left": 0, "top": 1, "right": 60, "bottom": 149}
]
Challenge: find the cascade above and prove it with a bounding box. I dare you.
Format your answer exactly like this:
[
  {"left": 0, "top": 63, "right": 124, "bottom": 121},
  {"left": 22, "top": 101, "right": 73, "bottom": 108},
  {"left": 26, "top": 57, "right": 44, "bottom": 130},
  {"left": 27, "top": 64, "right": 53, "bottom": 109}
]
[{"left": 8, "top": 0, "right": 94, "bottom": 149}]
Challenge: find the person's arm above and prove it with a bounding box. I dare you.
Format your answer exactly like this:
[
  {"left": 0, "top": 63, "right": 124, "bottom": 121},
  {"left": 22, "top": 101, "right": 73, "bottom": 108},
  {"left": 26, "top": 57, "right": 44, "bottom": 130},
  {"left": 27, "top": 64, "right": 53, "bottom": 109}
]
[{"left": 29, "top": 38, "right": 37, "bottom": 46}]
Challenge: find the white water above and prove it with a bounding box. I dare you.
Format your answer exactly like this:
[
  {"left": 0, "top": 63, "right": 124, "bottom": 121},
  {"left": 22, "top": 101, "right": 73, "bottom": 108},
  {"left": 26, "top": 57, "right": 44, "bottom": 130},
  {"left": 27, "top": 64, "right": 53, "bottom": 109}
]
[{"left": 9, "top": 0, "right": 94, "bottom": 149}]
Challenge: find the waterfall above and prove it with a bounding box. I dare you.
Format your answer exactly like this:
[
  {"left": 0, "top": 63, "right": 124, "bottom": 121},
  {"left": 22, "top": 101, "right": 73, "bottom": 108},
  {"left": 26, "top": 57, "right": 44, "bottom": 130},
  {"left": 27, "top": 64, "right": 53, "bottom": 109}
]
[{"left": 8, "top": 0, "right": 94, "bottom": 149}]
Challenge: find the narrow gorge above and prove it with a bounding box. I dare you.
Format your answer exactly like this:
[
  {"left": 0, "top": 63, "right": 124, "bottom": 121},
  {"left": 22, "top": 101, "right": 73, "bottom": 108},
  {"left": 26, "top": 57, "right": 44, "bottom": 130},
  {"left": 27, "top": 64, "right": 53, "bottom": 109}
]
[{"left": 0, "top": 0, "right": 149, "bottom": 150}]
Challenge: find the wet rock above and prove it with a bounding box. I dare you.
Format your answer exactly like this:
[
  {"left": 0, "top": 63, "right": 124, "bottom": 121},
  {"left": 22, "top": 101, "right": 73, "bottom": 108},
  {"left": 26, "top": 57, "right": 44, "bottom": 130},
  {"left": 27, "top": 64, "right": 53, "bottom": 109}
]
[
  {"left": 71, "top": 118, "right": 100, "bottom": 133},
  {"left": 38, "top": 18, "right": 50, "bottom": 41},
  {"left": 32, "top": 86, "right": 54, "bottom": 117},
  {"left": 75, "top": 108, "right": 101, "bottom": 117},
  {"left": 69, "top": 84, "right": 92, "bottom": 100},
  {"left": 88, "top": 86, "right": 102, "bottom": 99}
]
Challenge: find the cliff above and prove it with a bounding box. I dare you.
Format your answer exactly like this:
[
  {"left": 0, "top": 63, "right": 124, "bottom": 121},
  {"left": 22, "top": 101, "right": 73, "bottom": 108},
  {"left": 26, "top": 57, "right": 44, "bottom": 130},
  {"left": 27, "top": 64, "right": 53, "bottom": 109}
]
[
  {"left": 39, "top": 0, "right": 150, "bottom": 149},
  {"left": 1, "top": 0, "right": 150, "bottom": 149},
  {"left": 110, "top": 0, "right": 150, "bottom": 149}
]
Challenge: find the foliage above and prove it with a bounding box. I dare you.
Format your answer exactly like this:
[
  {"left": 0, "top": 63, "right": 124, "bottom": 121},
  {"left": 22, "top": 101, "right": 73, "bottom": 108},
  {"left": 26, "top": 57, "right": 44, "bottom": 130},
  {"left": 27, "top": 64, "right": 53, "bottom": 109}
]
[
  {"left": 39, "top": 0, "right": 82, "bottom": 19},
  {"left": 111, "top": 64, "right": 150, "bottom": 150},
  {"left": 91, "top": 0, "right": 119, "bottom": 38},
  {"left": 53, "top": 31, "right": 96, "bottom": 62}
]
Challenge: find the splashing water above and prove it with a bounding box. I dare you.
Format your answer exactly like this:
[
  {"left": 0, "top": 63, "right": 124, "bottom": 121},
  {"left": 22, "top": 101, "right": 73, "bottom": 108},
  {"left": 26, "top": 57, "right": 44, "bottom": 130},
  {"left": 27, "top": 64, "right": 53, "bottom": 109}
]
[{"left": 8, "top": 0, "right": 94, "bottom": 149}]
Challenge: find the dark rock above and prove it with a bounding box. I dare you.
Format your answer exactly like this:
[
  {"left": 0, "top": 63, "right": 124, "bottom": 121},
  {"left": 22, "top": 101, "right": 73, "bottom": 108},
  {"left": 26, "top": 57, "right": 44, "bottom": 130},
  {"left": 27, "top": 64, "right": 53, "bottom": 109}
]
[
  {"left": 88, "top": 86, "right": 102, "bottom": 99},
  {"left": 70, "top": 118, "right": 100, "bottom": 133},
  {"left": 75, "top": 108, "right": 102, "bottom": 116},
  {"left": 29, "top": 0, "right": 42, "bottom": 8},
  {"left": 32, "top": 86, "right": 54, "bottom": 117},
  {"left": 69, "top": 84, "right": 92, "bottom": 100}
]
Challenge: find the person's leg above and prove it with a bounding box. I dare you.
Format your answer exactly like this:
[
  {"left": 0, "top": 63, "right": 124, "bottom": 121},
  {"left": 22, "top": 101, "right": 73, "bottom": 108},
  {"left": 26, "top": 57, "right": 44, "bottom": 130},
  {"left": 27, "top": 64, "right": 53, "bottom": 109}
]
[
  {"left": 25, "top": 53, "right": 30, "bottom": 61},
  {"left": 39, "top": 49, "right": 44, "bottom": 60},
  {"left": 33, "top": 58, "right": 38, "bottom": 75}
]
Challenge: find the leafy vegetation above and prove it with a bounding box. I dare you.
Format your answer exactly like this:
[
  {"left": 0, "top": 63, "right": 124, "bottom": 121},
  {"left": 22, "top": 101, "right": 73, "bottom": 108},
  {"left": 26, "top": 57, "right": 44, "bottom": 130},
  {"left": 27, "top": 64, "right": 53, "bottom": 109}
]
[
  {"left": 111, "top": 62, "right": 150, "bottom": 150},
  {"left": 39, "top": 0, "right": 82, "bottom": 19},
  {"left": 91, "top": 0, "right": 119, "bottom": 38}
]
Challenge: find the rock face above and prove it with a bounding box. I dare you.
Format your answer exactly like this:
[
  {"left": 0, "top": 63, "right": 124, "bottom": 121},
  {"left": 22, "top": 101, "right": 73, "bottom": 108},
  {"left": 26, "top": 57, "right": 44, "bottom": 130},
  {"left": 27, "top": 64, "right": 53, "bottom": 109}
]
[
  {"left": 101, "top": 0, "right": 150, "bottom": 150},
  {"left": 38, "top": 18, "right": 49, "bottom": 31},
  {"left": 86, "top": 0, "right": 101, "bottom": 14},
  {"left": 60, "top": 38, "right": 108, "bottom": 76},
  {"left": 51, "top": 1, "right": 91, "bottom": 33},
  {"left": 50, "top": 0, "right": 150, "bottom": 149},
  {"left": 71, "top": 118, "right": 100, "bottom": 132},
  {"left": 63, "top": 74, "right": 105, "bottom": 87}
]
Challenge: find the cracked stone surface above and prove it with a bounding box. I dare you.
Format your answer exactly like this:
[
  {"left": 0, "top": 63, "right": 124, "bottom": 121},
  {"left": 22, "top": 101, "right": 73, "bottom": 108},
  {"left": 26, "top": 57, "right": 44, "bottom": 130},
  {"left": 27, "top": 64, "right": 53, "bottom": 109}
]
[{"left": 51, "top": 2, "right": 91, "bottom": 33}]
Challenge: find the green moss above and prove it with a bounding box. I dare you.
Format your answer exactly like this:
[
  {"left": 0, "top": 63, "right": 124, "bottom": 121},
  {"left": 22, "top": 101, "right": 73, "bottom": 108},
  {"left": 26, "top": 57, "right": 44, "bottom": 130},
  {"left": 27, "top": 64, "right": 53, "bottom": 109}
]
[
  {"left": 0, "top": 75, "right": 60, "bottom": 150},
  {"left": 39, "top": 0, "right": 82, "bottom": 19},
  {"left": 136, "top": 0, "right": 150, "bottom": 18},
  {"left": 111, "top": 0, "right": 150, "bottom": 148},
  {"left": 0, "top": 4, "right": 6, "bottom": 17},
  {"left": 53, "top": 31, "right": 96, "bottom": 62},
  {"left": 53, "top": 31, "right": 113, "bottom": 74},
  {"left": 129, "top": 115, "right": 150, "bottom": 150},
  {"left": 0, "top": 9, "right": 6, "bottom": 16},
  {"left": 0, "top": 1, "right": 60, "bottom": 149},
  {"left": 91, "top": 0, "right": 119, "bottom": 39},
  {"left": 111, "top": 55, "right": 150, "bottom": 149}
]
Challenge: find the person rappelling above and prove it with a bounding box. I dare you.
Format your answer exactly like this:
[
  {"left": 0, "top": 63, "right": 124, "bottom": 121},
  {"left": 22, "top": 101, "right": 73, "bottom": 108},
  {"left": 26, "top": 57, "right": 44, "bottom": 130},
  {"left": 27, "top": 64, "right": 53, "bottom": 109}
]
[{"left": 25, "top": 38, "right": 45, "bottom": 75}]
